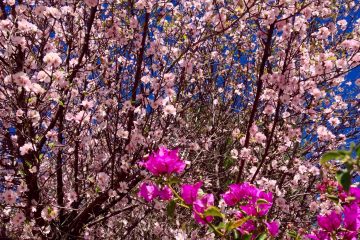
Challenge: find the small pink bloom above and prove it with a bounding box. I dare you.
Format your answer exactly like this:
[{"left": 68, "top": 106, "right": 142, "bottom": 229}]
[
  {"left": 43, "top": 52, "right": 62, "bottom": 68},
  {"left": 11, "top": 211, "right": 25, "bottom": 226},
  {"left": 181, "top": 182, "right": 203, "bottom": 205},
  {"left": 139, "top": 182, "right": 159, "bottom": 202},
  {"left": 159, "top": 186, "right": 173, "bottom": 201},
  {"left": 266, "top": 221, "right": 280, "bottom": 237},
  {"left": 193, "top": 194, "right": 214, "bottom": 225},
  {"left": 3, "top": 190, "right": 17, "bottom": 205}
]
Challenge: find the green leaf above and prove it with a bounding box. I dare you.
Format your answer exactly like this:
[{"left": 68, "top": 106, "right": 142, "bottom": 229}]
[
  {"left": 25, "top": 160, "right": 32, "bottom": 168},
  {"left": 166, "top": 200, "right": 176, "bottom": 219},
  {"left": 233, "top": 230, "right": 240, "bottom": 239},
  {"left": 203, "top": 206, "right": 224, "bottom": 218},
  {"left": 216, "top": 222, "right": 227, "bottom": 230},
  {"left": 256, "top": 198, "right": 269, "bottom": 204},
  {"left": 355, "top": 144, "right": 360, "bottom": 157},
  {"left": 228, "top": 217, "right": 249, "bottom": 231},
  {"left": 167, "top": 177, "right": 181, "bottom": 185},
  {"left": 320, "top": 151, "right": 343, "bottom": 164},
  {"left": 336, "top": 170, "right": 351, "bottom": 191},
  {"left": 256, "top": 233, "right": 267, "bottom": 240},
  {"left": 326, "top": 194, "right": 339, "bottom": 203},
  {"left": 242, "top": 235, "right": 252, "bottom": 240},
  {"left": 288, "top": 230, "right": 298, "bottom": 238}
]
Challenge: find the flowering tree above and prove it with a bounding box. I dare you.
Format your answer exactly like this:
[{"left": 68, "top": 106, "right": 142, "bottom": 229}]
[{"left": 0, "top": 0, "right": 359, "bottom": 239}]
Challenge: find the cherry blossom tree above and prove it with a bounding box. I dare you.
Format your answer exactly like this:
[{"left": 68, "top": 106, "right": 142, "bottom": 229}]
[{"left": 0, "top": 0, "right": 359, "bottom": 239}]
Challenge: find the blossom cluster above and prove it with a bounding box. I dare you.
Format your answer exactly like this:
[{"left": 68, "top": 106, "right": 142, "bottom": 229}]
[
  {"left": 139, "top": 147, "right": 279, "bottom": 238},
  {"left": 306, "top": 184, "right": 360, "bottom": 240}
]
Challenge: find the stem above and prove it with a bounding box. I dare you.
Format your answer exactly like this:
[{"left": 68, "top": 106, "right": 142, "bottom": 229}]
[
  {"left": 167, "top": 184, "right": 184, "bottom": 202},
  {"left": 206, "top": 221, "right": 225, "bottom": 237}
]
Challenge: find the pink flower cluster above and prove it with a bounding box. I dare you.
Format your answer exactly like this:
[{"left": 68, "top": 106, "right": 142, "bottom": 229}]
[
  {"left": 222, "top": 183, "right": 279, "bottom": 237},
  {"left": 138, "top": 147, "right": 185, "bottom": 202},
  {"left": 141, "top": 147, "right": 185, "bottom": 176},
  {"left": 180, "top": 182, "right": 215, "bottom": 224},
  {"left": 138, "top": 182, "right": 172, "bottom": 202},
  {"left": 306, "top": 186, "right": 360, "bottom": 240},
  {"left": 139, "top": 147, "right": 279, "bottom": 237},
  {"left": 306, "top": 203, "right": 360, "bottom": 240}
]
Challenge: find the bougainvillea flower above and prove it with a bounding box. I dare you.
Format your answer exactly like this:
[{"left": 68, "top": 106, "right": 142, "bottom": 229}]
[
  {"left": 238, "top": 220, "right": 256, "bottom": 235},
  {"left": 222, "top": 184, "right": 244, "bottom": 206},
  {"left": 138, "top": 182, "right": 159, "bottom": 202},
  {"left": 222, "top": 182, "right": 272, "bottom": 209},
  {"left": 193, "top": 194, "right": 214, "bottom": 225},
  {"left": 349, "top": 187, "right": 360, "bottom": 203},
  {"left": 158, "top": 186, "right": 173, "bottom": 201},
  {"left": 317, "top": 211, "right": 341, "bottom": 232},
  {"left": 343, "top": 203, "right": 360, "bottom": 231},
  {"left": 240, "top": 204, "right": 257, "bottom": 216},
  {"left": 257, "top": 198, "right": 273, "bottom": 216},
  {"left": 265, "top": 221, "right": 280, "bottom": 237},
  {"left": 181, "top": 182, "right": 203, "bottom": 205},
  {"left": 339, "top": 231, "right": 359, "bottom": 240},
  {"left": 306, "top": 230, "right": 330, "bottom": 240},
  {"left": 222, "top": 183, "right": 256, "bottom": 206},
  {"left": 142, "top": 147, "right": 186, "bottom": 175}
]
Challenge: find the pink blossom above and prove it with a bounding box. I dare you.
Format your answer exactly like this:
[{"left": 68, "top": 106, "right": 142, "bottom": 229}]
[
  {"left": 317, "top": 27, "right": 330, "bottom": 40},
  {"left": 163, "top": 104, "right": 176, "bottom": 116},
  {"left": 254, "top": 132, "right": 266, "bottom": 143},
  {"left": 97, "top": 172, "right": 110, "bottom": 191},
  {"left": 20, "top": 142, "right": 36, "bottom": 155},
  {"left": 11, "top": 72, "right": 32, "bottom": 90},
  {"left": 11, "top": 211, "right": 25, "bottom": 226},
  {"left": 41, "top": 207, "right": 59, "bottom": 221},
  {"left": 43, "top": 52, "right": 62, "bottom": 68},
  {"left": 337, "top": 19, "right": 348, "bottom": 30},
  {"left": 3, "top": 190, "right": 17, "bottom": 205},
  {"left": 341, "top": 39, "right": 360, "bottom": 50},
  {"left": 263, "top": 105, "right": 275, "bottom": 115},
  {"left": 84, "top": 0, "right": 98, "bottom": 7}
]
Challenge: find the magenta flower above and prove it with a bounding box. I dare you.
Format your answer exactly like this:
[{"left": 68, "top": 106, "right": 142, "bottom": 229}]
[
  {"left": 340, "top": 231, "right": 359, "bottom": 240},
  {"left": 222, "top": 183, "right": 256, "bottom": 206},
  {"left": 222, "top": 184, "right": 244, "bottom": 206},
  {"left": 317, "top": 210, "right": 341, "bottom": 232},
  {"left": 142, "top": 147, "right": 186, "bottom": 176},
  {"left": 306, "top": 230, "right": 330, "bottom": 240},
  {"left": 265, "top": 221, "right": 280, "bottom": 237},
  {"left": 224, "top": 183, "right": 273, "bottom": 217},
  {"left": 181, "top": 182, "right": 203, "bottom": 205},
  {"left": 138, "top": 182, "right": 159, "bottom": 202},
  {"left": 159, "top": 186, "right": 173, "bottom": 201},
  {"left": 349, "top": 187, "right": 360, "bottom": 203},
  {"left": 193, "top": 194, "right": 214, "bottom": 225},
  {"left": 238, "top": 220, "right": 256, "bottom": 235},
  {"left": 343, "top": 203, "right": 360, "bottom": 232},
  {"left": 240, "top": 204, "right": 257, "bottom": 216},
  {"left": 222, "top": 182, "right": 272, "bottom": 212}
]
